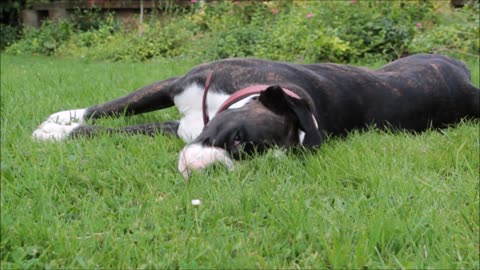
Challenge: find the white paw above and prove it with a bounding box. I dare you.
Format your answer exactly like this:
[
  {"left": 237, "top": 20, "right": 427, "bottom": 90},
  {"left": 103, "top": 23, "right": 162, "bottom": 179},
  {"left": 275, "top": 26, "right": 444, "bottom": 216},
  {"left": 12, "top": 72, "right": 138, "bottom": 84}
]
[
  {"left": 46, "top": 109, "right": 87, "bottom": 125},
  {"left": 32, "top": 109, "right": 86, "bottom": 141},
  {"left": 178, "top": 143, "right": 234, "bottom": 179},
  {"left": 32, "top": 122, "right": 80, "bottom": 141}
]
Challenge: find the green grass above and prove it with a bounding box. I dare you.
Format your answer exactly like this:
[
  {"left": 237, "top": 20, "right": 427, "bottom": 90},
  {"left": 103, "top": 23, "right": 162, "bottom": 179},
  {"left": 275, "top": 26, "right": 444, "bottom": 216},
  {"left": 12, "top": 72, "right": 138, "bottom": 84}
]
[{"left": 1, "top": 54, "right": 479, "bottom": 269}]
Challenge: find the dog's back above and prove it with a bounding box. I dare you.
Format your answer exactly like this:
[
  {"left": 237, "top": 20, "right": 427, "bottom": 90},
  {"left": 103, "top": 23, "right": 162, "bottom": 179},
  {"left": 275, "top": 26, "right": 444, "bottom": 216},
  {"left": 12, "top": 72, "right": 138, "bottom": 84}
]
[
  {"left": 300, "top": 54, "right": 479, "bottom": 134},
  {"left": 376, "top": 54, "right": 479, "bottom": 119}
]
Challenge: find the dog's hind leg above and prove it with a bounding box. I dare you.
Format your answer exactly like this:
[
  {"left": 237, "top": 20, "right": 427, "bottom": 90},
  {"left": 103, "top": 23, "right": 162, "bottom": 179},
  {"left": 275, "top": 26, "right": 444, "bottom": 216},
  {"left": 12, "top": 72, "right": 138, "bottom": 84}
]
[
  {"left": 33, "top": 77, "right": 179, "bottom": 141},
  {"left": 69, "top": 121, "right": 180, "bottom": 138}
]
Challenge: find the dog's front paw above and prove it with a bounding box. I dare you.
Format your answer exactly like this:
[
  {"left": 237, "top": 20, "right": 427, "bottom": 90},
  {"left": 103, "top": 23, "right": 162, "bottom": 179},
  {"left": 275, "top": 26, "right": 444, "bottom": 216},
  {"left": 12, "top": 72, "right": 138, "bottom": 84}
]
[
  {"left": 32, "top": 121, "right": 81, "bottom": 141},
  {"left": 178, "top": 143, "right": 234, "bottom": 179},
  {"left": 32, "top": 109, "right": 87, "bottom": 141},
  {"left": 45, "top": 109, "right": 87, "bottom": 125}
]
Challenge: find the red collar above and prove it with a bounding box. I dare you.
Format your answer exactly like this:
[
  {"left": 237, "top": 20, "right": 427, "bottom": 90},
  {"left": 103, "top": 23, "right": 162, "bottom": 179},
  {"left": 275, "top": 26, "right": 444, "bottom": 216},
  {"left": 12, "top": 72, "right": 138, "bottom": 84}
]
[{"left": 202, "top": 71, "right": 301, "bottom": 126}]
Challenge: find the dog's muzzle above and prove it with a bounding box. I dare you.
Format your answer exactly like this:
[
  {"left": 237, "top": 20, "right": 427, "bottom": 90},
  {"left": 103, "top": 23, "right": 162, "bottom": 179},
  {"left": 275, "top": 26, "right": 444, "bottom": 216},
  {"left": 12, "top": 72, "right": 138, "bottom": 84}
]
[{"left": 178, "top": 143, "right": 234, "bottom": 179}]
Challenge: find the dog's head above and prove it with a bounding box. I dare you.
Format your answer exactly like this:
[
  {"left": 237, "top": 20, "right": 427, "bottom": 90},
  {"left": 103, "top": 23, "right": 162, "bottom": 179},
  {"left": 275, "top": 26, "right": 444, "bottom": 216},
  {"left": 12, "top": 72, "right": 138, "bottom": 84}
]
[{"left": 178, "top": 85, "right": 322, "bottom": 178}]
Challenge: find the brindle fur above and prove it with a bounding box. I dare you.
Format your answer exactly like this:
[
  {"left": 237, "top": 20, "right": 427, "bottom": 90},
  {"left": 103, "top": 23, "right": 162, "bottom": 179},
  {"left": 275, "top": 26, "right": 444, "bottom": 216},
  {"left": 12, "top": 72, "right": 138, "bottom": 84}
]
[{"left": 71, "top": 54, "right": 479, "bottom": 151}]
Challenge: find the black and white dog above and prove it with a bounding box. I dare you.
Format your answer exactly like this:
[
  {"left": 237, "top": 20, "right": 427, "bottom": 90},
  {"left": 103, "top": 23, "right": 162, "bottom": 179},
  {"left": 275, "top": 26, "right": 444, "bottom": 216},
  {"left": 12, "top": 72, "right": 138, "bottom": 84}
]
[{"left": 33, "top": 54, "right": 479, "bottom": 178}]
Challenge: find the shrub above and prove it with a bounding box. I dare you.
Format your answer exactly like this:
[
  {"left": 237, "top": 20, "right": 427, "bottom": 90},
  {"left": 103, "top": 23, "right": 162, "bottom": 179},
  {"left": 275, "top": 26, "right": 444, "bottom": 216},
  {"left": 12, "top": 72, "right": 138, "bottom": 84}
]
[
  {"left": 323, "top": 1, "right": 430, "bottom": 60},
  {"left": 57, "top": 15, "right": 199, "bottom": 62},
  {"left": 70, "top": 7, "right": 118, "bottom": 32},
  {"left": 5, "top": 20, "right": 73, "bottom": 55},
  {"left": 196, "top": 1, "right": 270, "bottom": 59},
  {"left": 0, "top": 24, "right": 19, "bottom": 50},
  {"left": 253, "top": 5, "right": 355, "bottom": 62},
  {"left": 4, "top": 1, "right": 479, "bottom": 63},
  {"left": 409, "top": 4, "right": 479, "bottom": 56}
]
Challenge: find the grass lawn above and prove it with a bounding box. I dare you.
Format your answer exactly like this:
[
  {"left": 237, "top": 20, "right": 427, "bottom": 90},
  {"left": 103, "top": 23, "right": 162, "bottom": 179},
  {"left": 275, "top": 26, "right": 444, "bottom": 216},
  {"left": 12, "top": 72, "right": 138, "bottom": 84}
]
[{"left": 1, "top": 54, "right": 479, "bottom": 269}]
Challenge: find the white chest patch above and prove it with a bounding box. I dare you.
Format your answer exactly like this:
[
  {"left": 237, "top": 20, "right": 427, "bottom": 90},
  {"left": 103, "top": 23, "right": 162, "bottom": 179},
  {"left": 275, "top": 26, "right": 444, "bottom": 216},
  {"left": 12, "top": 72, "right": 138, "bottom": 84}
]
[
  {"left": 174, "top": 84, "right": 261, "bottom": 143},
  {"left": 174, "top": 84, "right": 230, "bottom": 143}
]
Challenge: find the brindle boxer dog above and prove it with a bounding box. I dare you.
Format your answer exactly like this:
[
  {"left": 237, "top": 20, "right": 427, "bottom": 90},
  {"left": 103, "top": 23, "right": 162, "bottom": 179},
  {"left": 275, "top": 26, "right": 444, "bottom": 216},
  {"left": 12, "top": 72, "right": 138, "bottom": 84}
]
[{"left": 33, "top": 54, "right": 479, "bottom": 178}]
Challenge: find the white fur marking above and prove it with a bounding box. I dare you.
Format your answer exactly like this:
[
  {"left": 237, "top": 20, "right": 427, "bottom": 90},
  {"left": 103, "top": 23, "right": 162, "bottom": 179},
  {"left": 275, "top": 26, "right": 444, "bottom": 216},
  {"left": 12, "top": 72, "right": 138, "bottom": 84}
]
[
  {"left": 174, "top": 84, "right": 260, "bottom": 142},
  {"left": 229, "top": 94, "right": 259, "bottom": 109},
  {"left": 311, "top": 114, "right": 319, "bottom": 129},
  {"left": 32, "top": 108, "right": 87, "bottom": 141},
  {"left": 174, "top": 84, "right": 230, "bottom": 142},
  {"left": 298, "top": 114, "right": 318, "bottom": 145},
  {"left": 298, "top": 130, "right": 306, "bottom": 144},
  {"left": 178, "top": 143, "right": 234, "bottom": 179},
  {"left": 32, "top": 122, "right": 81, "bottom": 141},
  {"left": 174, "top": 84, "right": 258, "bottom": 143},
  {"left": 46, "top": 109, "right": 87, "bottom": 125}
]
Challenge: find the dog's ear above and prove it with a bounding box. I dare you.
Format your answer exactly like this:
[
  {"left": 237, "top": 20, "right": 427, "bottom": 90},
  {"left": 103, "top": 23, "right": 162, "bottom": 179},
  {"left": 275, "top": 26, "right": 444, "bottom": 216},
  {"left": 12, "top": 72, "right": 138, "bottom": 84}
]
[{"left": 259, "top": 86, "right": 322, "bottom": 149}]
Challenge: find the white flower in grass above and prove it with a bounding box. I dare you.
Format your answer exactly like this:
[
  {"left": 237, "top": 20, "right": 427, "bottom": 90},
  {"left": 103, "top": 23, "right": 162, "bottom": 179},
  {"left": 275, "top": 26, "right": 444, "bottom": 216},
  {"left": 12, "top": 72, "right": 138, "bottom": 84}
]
[{"left": 191, "top": 199, "right": 202, "bottom": 206}]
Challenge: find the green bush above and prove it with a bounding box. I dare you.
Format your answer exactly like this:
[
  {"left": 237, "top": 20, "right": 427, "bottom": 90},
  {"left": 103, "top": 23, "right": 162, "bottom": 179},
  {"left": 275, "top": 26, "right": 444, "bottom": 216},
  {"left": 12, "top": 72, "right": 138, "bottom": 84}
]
[
  {"left": 253, "top": 5, "right": 354, "bottom": 62},
  {"left": 203, "top": 3, "right": 267, "bottom": 59},
  {"left": 6, "top": 20, "right": 72, "bottom": 55},
  {"left": 0, "top": 24, "right": 19, "bottom": 50},
  {"left": 58, "top": 16, "right": 199, "bottom": 62},
  {"left": 70, "top": 8, "right": 119, "bottom": 32},
  {"left": 409, "top": 4, "right": 479, "bottom": 56},
  {"left": 318, "top": 1, "right": 431, "bottom": 60},
  {"left": 4, "top": 1, "right": 479, "bottom": 63}
]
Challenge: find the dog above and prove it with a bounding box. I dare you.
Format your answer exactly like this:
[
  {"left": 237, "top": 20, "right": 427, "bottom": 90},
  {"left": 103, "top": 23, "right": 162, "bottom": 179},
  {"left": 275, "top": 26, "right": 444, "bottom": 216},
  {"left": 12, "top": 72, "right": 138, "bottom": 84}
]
[{"left": 32, "top": 54, "right": 479, "bottom": 178}]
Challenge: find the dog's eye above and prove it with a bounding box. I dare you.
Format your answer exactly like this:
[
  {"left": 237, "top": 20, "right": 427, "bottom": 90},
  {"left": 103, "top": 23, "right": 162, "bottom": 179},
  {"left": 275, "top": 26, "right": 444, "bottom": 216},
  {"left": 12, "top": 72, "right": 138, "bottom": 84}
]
[{"left": 232, "top": 134, "right": 242, "bottom": 148}]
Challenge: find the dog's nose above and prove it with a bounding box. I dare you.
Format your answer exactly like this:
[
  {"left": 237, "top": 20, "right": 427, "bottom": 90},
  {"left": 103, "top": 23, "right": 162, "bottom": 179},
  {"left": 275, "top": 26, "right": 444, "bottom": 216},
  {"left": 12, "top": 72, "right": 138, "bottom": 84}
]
[{"left": 178, "top": 143, "right": 234, "bottom": 179}]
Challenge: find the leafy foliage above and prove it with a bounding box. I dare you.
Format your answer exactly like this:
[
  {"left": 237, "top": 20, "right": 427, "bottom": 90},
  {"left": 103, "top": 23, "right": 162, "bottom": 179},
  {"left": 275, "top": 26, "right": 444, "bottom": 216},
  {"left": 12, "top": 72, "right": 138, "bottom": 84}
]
[
  {"left": 409, "top": 4, "right": 480, "bottom": 56},
  {"left": 56, "top": 15, "right": 199, "bottom": 62},
  {"left": 70, "top": 7, "right": 119, "bottom": 32},
  {"left": 4, "top": 1, "right": 479, "bottom": 62},
  {"left": 0, "top": 24, "right": 19, "bottom": 50},
  {"left": 6, "top": 20, "right": 73, "bottom": 55}
]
